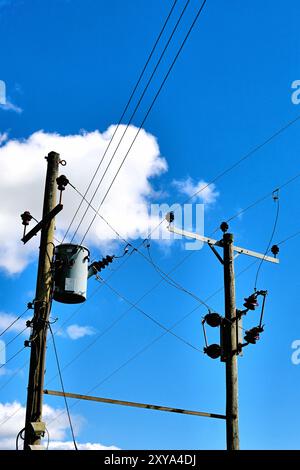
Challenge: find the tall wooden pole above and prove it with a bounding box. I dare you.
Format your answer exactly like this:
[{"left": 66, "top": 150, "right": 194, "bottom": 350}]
[
  {"left": 223, "top": 232, "right": 240, "bottom": 450},
  {"left": 23, "top": 151, "right": 60, "bottom": 449}
]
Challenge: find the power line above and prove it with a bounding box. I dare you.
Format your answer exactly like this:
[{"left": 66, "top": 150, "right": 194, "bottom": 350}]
[
  {"left": 68, "top": 0, "right": 191, "bottom": 244},
  {"left": 46, "top": 181, "right": 289, "bottom": 389},
  {"left": 55, "top": 167, "right": 300, "bottom": 385},
  {"left": 0, "top": 309, "right": 28, "bottom": 338},
  {"left": 79, "top": 0, "right": 208, "bottom": 245},
  {"left": 16, "top": 172, "right": 300, "bottom": 430},
  {"left": 0, "top": 404, "right": 24, "bottom": 429},
  {"left": 143, "top": 115, "right": 300, "bottom": 247},
  {"left": 61, "top": 0, "right": 179, "bottom": 244},
  {"left": 143, "top": 241, "right": 211, "bottom": 308},
  {"left": 4, "top": 224, "right": 300, "bottom": 430},
  {"left": 277, "top": 229, "right": 300, "bottom": 246},
  {"left": 45, "top": 252, "right": 204, "bottom": 387},
  {"left": 0, "top": 359, "right": 28, "bottom": 393},
  {"left": 72, "top": 113, "right": 300, "bottom": 299},
  {"left": 49, "top": 324, "right": 78, "bottom": 451},
  {"left": 182, "top": 116, "right": 300, "bottom": 206},
  {"left": 52, "top": 282, "right": 104, "bottom": 335},
  {"left": 221, "top": 170, "right": 300, "bottom": 227},
  {"left": 69, "top": 181, "right": 213, "bottom": 309},
  {"left": 0, "top": 326, "right": 28, "bottom": 354},
  {"left": 6, "top": 222, "right": 299, "bottom": 431},
  {"left": 0, "top": 346, "right": 26, "bottom": 370},
  {"left": 254, "top": 193, "right": 280, "bottom": 290},
  {"left": 95, "top": 275, "right": 202, "bottom": 353},
  {"left": 63, "top": 0, "right": 300, "bottom": 325},
  {"left": 46, "top": 258, "right": 258, "bottom": 429}
]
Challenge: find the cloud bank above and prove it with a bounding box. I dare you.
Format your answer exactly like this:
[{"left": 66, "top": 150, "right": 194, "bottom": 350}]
[
  {"left": 0, "top": 126, "right": 167, "bottom": 274},
  {"left": 0, "top": 401, "right": 119, "bottom": 450}
]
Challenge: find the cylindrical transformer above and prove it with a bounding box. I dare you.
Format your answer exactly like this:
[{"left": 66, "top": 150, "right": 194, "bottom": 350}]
[{"left": 53, "top": 244, "right": 90, "bottom": 304}]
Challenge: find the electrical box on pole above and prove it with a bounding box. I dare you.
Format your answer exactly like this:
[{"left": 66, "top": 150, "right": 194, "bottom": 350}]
[{"left": 53, "top": 244, "right": 90, "bottom": 304}]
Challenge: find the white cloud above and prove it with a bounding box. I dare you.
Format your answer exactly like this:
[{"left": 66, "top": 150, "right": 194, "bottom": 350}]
[
  {"left": 0, "top": 312, "right": 29, "bottom": 334},
  {"left": 0, "top": 126, "right": 167, "bottom": 275},
  {"left": 0, "top": 401, "right": 119, "bottom": 450},
  {"left": 65, "top": 324, "right": 96, "bottom": 340},
  {"left": 173, "top": 177, "right": 219, "bottom": 205},
  {"left": 0, "top": 133, "right": 8, "bottom": 146},
  {"left": 0, "top": 100, "right": 22, "bottom": 114},
  {"left": 48, "top": 441, "right": 119, "bottom": 450}
]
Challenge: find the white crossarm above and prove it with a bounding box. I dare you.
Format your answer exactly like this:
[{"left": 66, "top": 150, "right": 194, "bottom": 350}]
[{"left": 167, "top": 225, "right": 279, "bottom": 264}]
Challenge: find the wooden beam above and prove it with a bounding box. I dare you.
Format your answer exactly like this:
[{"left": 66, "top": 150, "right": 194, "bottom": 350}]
[
  {"left": 44, "top": 389, "right": 226, "bottom": 420},
  {"left": 22, "top": 204, "right": 63, "bottom": 244}
]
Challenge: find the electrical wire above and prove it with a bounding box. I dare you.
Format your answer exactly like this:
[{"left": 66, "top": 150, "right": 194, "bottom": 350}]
[
  {"left": 49, "top": 324, "right": 78, "bottom": 451},
  {"left": 64, "top": 0, "right": 184, "bottom": 244},
  {"left": 61, "top": 0, "right": 300, "bottom": 341},
  {"left": 51, "top": 169, "right": 300, "bottom": 388},
  {"left": 0, "top": 346, "right": 26, "bottom": 370},
  {"left": 45, "top": 250, "right": 204, "bottom": 387},
  {"left": 277, "top": 229, "right": 300, "bottom": 246},
  {"left": 72, "top": 0, "right": 192, "bottom": 244},
  {"left": 69, "top": 181, "right": 213, "bottom": 309},
  {"left": 0, "top": 326, "right": 28, "bottom": 354},
  {"left": 142, "top": 114, "right": 300, "bottom": 247},
  {"left": 215, "top": 170, "right": 300, "bottom": 230},
  {"left": 0, "top": 359, "right": 28, "bottom": 392},
  {"left": 5, "top": 223, "right": 300, "bottom": 430},
  {"left": 0, "top": 309, "right": 28, "bottom": 338},
  {"left": 144, "top": 241, "right": 212, "bottom": 309},
  {"left": 16, "top": 428, "right": 25, "bottom": 450},
  {"left": 78, "top": 0, "right": 208, "bottom": 245},
  {"left": 254, "top": 194, "right": 280, "bottom": 290},
  {"left": 46, "top": 257, "right": 259, "bottom": 429},
  {"left": 63, "top": 115, "right": 300, "bottom": 350},
  {"left": 68, "top": 182, "right": 128, "bottom": 244},
  {"left": 0, "top": 404, "right": 23, "bottom": 429},
  {"left": 95, "top": 275, "right": 202, "bottom": 353},
  {"left": 15, "top": 152, "right": 300, "bottom": 435},
  {"left": 182, "top": 116, "right": 300, "bottom": 207},
  {"left": 47, "top": 182, "right": 283, "bottom": 389}
]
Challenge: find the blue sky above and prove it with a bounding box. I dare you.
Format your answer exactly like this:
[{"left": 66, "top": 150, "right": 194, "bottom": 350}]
[{"left": 1, "top": 0, "right": 300, "bottom": 450}]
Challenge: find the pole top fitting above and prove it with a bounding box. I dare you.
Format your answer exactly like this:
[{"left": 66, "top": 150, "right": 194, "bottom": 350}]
[
  {"left": 271, "top": 244, "right": 279, "bottom": 257},
  {"left": 220, "top": 221, "right": 229, "bottom": 233},
  {"left": 21, "top": 211, "right": 32, "bottom": 226},
  {"left": 45, "top": 151, "right": 60, "bottom": 161},
  {"left": 56, "top": 175, "right": 69, "bottom": 191}
]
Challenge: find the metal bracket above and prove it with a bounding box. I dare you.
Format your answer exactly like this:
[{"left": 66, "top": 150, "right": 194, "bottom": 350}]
[{"left": 208, "top": 242, "right": 224, "bottom": 265}]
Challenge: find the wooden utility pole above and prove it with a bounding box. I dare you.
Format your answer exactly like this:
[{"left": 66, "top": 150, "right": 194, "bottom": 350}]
[
  {"left": 223, "top": 232, "right": 239, "bottom": 450},
  {"left": 23, "top": 151, "right": 60, "bottom": 450},
  {"left": 167, "top": 222, "right": 279, "bottom": 450}
]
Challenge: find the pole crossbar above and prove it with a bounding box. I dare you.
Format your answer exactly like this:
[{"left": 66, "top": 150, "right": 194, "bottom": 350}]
[{"left": 44, "top": 389, "right": 226, "bottom": 420}]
